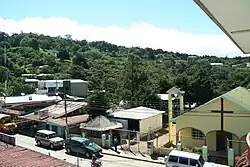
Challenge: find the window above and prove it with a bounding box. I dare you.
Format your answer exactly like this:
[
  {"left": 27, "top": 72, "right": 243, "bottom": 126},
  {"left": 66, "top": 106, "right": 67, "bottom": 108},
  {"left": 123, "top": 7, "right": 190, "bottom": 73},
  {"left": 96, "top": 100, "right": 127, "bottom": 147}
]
[
  {"left": 168, "top": 155, "right": 178, "bottom": 163},
  {"left": 190, "top": 159, "right": 200, "bottom": 167},
  {"left": 179, "top": 157, "right": 188, "bottom": 165},
  {"left": 192, "top": 129, "right": 204, "bottom": 139}
]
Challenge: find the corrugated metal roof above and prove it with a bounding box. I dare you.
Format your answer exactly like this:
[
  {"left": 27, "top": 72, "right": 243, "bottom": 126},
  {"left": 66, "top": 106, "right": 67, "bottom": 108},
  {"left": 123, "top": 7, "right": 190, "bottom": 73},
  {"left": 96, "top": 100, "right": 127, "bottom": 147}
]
[
  {"left": 0, "top": 141, "right": 72, "bottom": 167},
  {"left": 22, "top": 101, "right": 87, "bottom": 121},
  {"left": 80, "top": 115, "right": 122, "bottom": 131},
  {"left": 109, "top": 106, "right": 165, "bottom": 120},
  {"left": 48, "top": 114, "right": 89, "bottom": 126}
]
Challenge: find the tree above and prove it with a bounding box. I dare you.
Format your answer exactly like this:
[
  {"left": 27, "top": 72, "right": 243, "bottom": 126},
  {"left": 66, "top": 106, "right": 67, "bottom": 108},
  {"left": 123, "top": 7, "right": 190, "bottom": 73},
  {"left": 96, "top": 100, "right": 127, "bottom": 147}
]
[
  {"left": 57, "top": 49, "right": 70, "bottom": 61},
  {"left": 85, "top": 91, "right": 110, "bottom": 118}
]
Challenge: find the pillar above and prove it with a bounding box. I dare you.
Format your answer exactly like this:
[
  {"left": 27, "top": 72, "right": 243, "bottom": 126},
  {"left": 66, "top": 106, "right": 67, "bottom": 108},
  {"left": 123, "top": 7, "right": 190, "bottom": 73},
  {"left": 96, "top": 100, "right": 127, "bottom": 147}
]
[
  {"left": 228, "top": 148, "right": 234, "bottom": 167},
  {"left": 108, "top": 135, "right": 112, "bottom": 149},
  {"left": 101, "top": 134, "right": 106, "bottom": 148},
  {"left": 177, "top": 143, "right": 181, "bottom": 151},
  {"left": 168, "top": 94, "right": 173, "bottom": 143},
  {"left": 202, "top": 145, "right": 208, "bottom": 161},
  {"left": 179, "top": 94, "right": 184, "bottom": 114}
]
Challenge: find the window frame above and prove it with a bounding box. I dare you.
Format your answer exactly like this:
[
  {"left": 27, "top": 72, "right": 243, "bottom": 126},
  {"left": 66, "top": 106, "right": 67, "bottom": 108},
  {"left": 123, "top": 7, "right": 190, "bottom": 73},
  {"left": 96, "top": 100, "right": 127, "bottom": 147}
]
[{"left": 192, "top": 128, "right": 204, "bottom": 140}]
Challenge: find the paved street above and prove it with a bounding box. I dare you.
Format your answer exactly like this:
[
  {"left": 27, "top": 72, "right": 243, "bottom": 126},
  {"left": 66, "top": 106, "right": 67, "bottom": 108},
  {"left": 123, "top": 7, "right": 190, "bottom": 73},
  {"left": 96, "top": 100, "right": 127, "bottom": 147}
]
[{"left": 14, "top": 134, "right": 164, "bottom": 167}]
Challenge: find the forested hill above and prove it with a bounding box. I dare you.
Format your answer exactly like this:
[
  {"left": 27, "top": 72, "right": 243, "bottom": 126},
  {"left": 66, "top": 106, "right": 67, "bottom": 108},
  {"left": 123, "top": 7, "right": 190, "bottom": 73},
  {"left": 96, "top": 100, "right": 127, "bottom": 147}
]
[{"left": 0, "top": 31, "right": 250, "bottom": 107}]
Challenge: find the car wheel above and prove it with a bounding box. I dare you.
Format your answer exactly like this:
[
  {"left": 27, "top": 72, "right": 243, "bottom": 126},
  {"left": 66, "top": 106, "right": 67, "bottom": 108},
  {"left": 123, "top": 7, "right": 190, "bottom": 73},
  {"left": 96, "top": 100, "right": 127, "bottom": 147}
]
[
  {"left": 50, "top": 144, "right": 54, "bottom": 150},
  {"left": 37, "top": 140, "right": 41, "bottom": 146},
  {"left": 66, "top": 148, "right": 71, "bottom": 154}
]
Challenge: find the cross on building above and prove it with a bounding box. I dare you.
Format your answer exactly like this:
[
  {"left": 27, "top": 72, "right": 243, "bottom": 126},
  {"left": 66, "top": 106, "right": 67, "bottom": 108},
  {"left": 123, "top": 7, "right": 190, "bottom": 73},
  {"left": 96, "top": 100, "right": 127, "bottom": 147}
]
[{"left": 211, "top": 98, "right": 234, "bottom": 131}]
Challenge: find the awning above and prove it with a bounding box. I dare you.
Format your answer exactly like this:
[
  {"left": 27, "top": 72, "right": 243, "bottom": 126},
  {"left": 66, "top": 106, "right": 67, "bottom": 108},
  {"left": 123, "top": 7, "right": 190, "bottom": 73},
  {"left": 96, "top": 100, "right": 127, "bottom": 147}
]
[{"left": 194, "top": 0, "right": 250, "bottom": 54}]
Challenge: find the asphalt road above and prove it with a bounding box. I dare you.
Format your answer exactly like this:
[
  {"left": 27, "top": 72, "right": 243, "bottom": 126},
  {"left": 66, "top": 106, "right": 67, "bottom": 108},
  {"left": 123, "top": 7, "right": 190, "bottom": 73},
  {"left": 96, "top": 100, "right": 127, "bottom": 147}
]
[{"left": 14, "top": 134, "right": 164, "bottom": 167}]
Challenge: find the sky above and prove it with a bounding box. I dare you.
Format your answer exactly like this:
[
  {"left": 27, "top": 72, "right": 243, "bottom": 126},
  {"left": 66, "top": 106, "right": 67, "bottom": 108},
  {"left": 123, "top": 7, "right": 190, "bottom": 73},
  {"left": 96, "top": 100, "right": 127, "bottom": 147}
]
[{"left": 0, "top": 0, "right": 243, "bottom": 57}]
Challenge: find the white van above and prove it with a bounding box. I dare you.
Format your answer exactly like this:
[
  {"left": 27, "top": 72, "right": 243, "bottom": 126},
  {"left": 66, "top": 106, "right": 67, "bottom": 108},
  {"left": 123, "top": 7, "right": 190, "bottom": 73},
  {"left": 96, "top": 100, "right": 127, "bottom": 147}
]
[{"left": 165, "top": 150, "right": 229, "bottom": 167}]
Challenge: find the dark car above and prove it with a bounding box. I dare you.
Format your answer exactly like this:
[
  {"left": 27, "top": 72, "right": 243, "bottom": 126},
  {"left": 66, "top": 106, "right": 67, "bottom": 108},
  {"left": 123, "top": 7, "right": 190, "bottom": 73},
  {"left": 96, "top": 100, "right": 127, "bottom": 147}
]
[{"left": 65, "top": 137, "right": 102, "bottom": 158}]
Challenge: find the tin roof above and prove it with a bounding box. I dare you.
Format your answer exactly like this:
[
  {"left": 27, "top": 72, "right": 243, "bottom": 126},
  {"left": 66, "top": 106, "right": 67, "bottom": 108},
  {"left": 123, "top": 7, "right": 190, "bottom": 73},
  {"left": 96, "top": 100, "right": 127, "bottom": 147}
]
[
  {"left": 108, "top": 106, "right": 165, "bottom": 120},
  {"left": 48, "top": 114, "right": 89, "bottom": 126},
  {"left": 22, "top": 101, "right": 87, "bottom": 121},
  {"left": 0, "top": 94, "right": 61, "bottom": 105},
  {"left": 0, "top": 141, "right": 72, "bottom": 167}
]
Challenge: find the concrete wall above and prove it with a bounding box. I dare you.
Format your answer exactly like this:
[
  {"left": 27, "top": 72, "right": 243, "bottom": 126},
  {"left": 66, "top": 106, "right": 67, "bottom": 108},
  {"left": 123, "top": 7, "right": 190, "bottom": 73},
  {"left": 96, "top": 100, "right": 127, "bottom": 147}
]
[
  {"left": 207, "top": 131, "right": 216, "bottom": 151},
  {"left": 176, "top": 98, "right": 250, "bottom": 153},
  {"left": 176, "top": 98, "right": 250, "bottom": 139},
  {"left": 139, "top": 114, "right": 162, "bottom": 133},
  {"left": 179, "top": 128, "right": 205, "bottom": 149},
  {"left": 70, "top": 82, "right": 88, "bottom": 98}
]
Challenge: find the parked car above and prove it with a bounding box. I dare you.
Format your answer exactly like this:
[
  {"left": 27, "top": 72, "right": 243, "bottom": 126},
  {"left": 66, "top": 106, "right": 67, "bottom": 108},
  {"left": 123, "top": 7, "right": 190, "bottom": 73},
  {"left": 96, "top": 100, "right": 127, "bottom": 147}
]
[
  {"left": 165, "top": 150, "right": 229, "bottom": 167},
  {"left": 35, "top": 130, "right": 64, "bottom": 149},
  {"left": 65, "top": 137, "right": 102, "bottom": 158}
]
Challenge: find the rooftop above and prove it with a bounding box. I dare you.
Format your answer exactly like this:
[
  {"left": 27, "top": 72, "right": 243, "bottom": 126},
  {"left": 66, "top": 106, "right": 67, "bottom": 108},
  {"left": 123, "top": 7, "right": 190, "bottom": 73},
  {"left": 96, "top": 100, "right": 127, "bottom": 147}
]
[
  {"left": 192, "top": 86, "right": 250, "bottom": 112},
  {"left": 37, "top": 129, "right": 56, "bottom": 135},
  {"left": 80, "top": 115, "right": 123, "bottom": 131},
  {"left": 109, "top": 106, "right": 165, "bottom": 120},
  {"left": 0, "top": 141, "right": 72, "bottom": 167},
  {"left": 48, "top": 114, "right": 89, "bottom": 127},
  {"left": 0, "top": 94, "right": 61, "bottom": 105},
  {"left": 169, "top": 150, "right": 200, "bottom": 160},
  {"left": 22, "top": 101, "right": 87, "bottom": 120}
]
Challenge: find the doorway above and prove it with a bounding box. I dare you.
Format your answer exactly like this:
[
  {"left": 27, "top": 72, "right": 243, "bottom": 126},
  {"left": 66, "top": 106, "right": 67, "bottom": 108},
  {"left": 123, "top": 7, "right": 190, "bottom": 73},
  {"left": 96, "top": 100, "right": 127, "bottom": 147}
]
[{"left": 216, "top": 131, "right": 232, "bottom": 151}]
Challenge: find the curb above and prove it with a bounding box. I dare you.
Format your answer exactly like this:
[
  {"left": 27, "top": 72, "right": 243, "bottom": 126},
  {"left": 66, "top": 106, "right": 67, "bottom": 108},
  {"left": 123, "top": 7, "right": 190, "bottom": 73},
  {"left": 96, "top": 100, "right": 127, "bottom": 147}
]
[{"left": 102, "top": 151, "right": 164, "bottom": 165}]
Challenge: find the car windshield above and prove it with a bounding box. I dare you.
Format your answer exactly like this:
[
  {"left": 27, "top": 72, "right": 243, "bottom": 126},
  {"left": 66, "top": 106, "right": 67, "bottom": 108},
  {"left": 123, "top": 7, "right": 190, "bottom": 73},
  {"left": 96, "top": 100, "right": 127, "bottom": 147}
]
[
  {"left": 83, "top": 140, "right": 91, "bottom": 146},
  {"left": 48, "top": 133, "right": 57, "bottom": 139},
  {"left": 199, "top": 156, "right": 205, "bottom": 166}
]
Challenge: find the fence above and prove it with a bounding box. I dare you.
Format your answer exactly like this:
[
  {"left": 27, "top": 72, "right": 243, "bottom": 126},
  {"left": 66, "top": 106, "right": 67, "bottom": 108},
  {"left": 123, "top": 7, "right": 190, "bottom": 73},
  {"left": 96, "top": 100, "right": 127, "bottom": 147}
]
[{"left": 0, "top": 132, "right": 15, "bottom": 146}]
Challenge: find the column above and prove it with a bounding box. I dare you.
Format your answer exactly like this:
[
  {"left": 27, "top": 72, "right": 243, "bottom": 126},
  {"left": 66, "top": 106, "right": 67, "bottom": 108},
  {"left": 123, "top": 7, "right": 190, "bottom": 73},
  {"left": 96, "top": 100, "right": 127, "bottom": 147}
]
[
  {"left": 179, "top": 94, "right": 184, "bottom": 114},
  {"left": 168, "top": 93, "right": 173, "bottom": 143}
]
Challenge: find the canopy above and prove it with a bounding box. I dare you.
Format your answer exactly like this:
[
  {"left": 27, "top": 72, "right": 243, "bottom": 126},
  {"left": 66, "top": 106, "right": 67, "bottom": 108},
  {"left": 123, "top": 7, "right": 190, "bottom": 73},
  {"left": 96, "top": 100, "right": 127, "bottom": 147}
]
[{"left": 194, "top": 0, "right": 250, "bottom": 54}]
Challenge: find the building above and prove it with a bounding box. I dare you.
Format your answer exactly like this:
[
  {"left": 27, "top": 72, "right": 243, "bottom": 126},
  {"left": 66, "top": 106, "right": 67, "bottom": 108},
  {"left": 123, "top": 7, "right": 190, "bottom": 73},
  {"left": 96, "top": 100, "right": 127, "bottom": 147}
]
[
  {"left": 0, "top": 94, "right": 61, "bottom": 113},
  {"left": 36, "top": 79, "right": 88, "bottom": 98},
  {"left": 21, "top": 101, "right": 88, "bottom": 137},
  {"left": 0, "top": 141, "right": 72, "bottom": 167},
  {"left": 108, "top": 106, "right": 165, "bottom": 135},
  {"left": 210, "top": 63, "right": 223, "bottom": 66},
  {"left": 80, "top": 115, "right": 123, "bottom": 145},
  {"left": 175, "top": 87, "right": 250, "bottom": 156}
]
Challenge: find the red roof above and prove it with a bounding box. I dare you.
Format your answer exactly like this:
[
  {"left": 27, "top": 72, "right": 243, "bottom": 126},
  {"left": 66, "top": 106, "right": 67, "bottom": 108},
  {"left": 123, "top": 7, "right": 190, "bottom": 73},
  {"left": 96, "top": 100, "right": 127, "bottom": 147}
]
[
  {"left": 0, "top": 142, "right": 72, "bottom": 167},
  {"left": 47, "top": 114, "right": 89, "bottom": 126}
]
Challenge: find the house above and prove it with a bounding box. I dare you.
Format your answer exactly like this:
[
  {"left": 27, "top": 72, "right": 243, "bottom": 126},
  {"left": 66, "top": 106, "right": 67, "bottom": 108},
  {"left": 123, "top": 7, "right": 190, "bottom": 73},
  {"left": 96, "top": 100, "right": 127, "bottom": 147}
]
[
  {"left": 0, "top": 94, "right": 61, "bottom": 113},
  {"left": 0, "top": 141, "right": 72, "bottom": 167},
  {"left": 80, "top": 115, "right": 123, "bottom": 145},
  {"left": 21, "top": 101, "right": 88, "bottom": 137},
  {"left": 108, "top": 106, "right": 165, "bottom": 135},
  {"left": 37, "top": 79, "right": 88, "bottom": 98},
  {"left": 175, "top": 87, "right": 250, "bottom": 156}
]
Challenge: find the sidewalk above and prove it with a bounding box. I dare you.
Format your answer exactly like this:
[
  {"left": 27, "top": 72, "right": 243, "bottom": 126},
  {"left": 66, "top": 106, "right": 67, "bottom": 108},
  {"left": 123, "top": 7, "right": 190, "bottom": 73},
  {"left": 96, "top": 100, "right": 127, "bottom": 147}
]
[{"left": 102, "top": 146, "right": 165, "bottom": 164}]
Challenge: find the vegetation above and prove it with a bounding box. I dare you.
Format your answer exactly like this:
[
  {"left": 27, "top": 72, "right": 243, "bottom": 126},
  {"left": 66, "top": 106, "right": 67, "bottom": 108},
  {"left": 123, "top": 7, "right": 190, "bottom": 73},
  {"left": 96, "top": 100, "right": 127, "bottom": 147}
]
[{"left": 1, "top": 31, "right": 250, "bottom": 110}]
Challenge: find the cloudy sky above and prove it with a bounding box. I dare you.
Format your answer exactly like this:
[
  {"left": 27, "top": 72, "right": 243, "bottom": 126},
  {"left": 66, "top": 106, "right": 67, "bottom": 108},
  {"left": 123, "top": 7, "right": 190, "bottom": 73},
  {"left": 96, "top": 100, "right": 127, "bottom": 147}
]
[{"left": 0, "top": 0, "right": 243, "bottom": 57}]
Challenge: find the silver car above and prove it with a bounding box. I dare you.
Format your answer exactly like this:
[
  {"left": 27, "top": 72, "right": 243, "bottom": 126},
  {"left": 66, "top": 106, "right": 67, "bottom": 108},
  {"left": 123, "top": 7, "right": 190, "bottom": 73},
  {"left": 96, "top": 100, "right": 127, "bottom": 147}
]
[{"left": 35, "top": 130, "right": 64, "bottom": 149}]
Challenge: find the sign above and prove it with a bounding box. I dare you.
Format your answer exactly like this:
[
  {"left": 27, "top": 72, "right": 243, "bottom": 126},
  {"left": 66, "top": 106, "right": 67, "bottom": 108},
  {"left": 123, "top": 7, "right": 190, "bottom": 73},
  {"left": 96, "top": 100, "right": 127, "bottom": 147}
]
[{"left": 0, "top": 132, "right": 15, "bottom": 146}]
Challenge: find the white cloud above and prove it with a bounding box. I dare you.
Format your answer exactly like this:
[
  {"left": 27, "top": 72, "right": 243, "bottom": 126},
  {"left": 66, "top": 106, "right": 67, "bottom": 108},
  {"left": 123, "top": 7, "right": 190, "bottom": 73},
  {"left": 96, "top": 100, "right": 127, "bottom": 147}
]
[{"left": 0, "top": 16, "right": 244, "bottom": 57}]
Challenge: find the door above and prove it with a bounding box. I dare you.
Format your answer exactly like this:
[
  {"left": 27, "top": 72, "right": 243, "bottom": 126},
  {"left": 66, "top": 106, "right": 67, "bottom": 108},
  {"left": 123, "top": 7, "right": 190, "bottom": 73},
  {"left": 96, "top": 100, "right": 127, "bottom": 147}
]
[{"left": 216, "top": 131, "right": 232, "bottom": 151}]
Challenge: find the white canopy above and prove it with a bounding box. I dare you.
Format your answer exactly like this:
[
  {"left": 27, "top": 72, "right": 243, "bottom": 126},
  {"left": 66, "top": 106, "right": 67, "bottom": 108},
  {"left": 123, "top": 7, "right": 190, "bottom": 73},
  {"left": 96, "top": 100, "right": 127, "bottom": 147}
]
[{"left": 194, "top": 0, "right": 250, "bottom": 54}]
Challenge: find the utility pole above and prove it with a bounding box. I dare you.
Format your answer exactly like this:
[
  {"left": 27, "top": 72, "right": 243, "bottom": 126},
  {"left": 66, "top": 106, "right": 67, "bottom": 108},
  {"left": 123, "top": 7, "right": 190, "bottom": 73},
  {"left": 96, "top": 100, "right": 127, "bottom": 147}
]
[
  {"left": 4, "top": 44, "right": 8, "bottom": 90},
  {"left": 64, "top": 91, "right": 69, "bottom": 140}
]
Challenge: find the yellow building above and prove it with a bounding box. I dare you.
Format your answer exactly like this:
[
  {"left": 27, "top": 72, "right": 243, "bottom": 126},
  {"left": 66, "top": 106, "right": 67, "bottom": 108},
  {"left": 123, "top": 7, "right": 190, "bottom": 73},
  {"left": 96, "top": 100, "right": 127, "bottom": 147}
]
[{"left": 175, "top": 86, "right": 250, "bottom": 155}]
